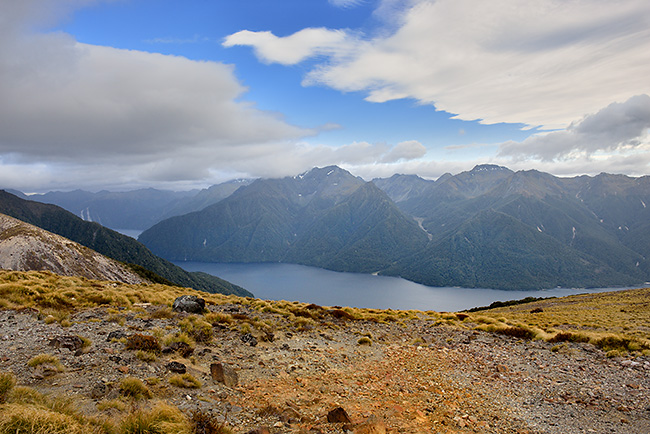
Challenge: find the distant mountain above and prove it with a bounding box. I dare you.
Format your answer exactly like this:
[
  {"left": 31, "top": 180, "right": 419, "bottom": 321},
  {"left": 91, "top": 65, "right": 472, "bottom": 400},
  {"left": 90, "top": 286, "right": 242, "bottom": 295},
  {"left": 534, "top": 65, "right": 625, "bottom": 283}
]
[
  {"left": 139, "top": 166, "right": 430, "bottom": 272},
  {"left": 374, "top": 165, "right": 650, "bottom": 289},
  {"left": 0, "top": 213, "right": 146, "bottom": 284},
  {"left": 372, "top": 174, "right": 437, "bottom": 203},
  {"left": 0, "top": 190, "right": 252, "bottom": 297},
  {"left": 159, "top": 179, "right": 253, "bottom": 221},
  {"left": 26, "top": 188, "right": 198, "bottom": 230}
]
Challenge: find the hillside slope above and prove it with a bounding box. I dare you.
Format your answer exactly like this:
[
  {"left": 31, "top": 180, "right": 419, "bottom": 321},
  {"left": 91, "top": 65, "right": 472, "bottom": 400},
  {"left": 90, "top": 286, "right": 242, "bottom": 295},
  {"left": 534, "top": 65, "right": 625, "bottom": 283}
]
[
  {"left": 0, "top": 271, "right": 648, "bottom": 433},
  {"left": 0, "top": 213, "right": 146, "bottom": 284},
  {"left": 0, "top": 190, "right": 251, "bottom": 297}
]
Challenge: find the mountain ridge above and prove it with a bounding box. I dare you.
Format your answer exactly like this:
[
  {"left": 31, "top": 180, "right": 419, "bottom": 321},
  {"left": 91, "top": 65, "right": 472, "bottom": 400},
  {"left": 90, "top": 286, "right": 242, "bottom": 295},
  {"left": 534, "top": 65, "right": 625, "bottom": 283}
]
[{"left": 0, "top": 190, "right": 252, "bottom": 297}]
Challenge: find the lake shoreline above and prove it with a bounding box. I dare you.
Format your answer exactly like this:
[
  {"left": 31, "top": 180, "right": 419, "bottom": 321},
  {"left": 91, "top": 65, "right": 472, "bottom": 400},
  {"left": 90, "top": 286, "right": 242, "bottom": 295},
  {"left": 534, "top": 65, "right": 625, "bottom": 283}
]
[{"left": 174, "top": 261, "right": 643, "bottom": 312}]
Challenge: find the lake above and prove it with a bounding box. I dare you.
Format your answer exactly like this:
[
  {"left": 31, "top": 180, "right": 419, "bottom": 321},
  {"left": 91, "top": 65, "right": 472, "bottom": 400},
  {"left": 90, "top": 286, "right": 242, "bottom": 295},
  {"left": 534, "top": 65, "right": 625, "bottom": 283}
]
[{"left": 174, "top": 261, "right": 642, "bottom": 311}]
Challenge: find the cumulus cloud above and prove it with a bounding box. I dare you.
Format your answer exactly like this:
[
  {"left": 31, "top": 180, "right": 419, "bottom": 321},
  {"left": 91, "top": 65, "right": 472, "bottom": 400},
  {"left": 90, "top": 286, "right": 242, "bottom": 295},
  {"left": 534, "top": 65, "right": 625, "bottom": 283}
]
[
  {"left": 226, "top": 0, "right": 650, "bottom": 130},
  {"left": 223, "top": 28, "right": 354, "bottom": 65},
  {"left": 0, "top": 0, "right": 323, "bottom": 190},
  {"left": 498, "top": 95, "right": 650, "bottom": 161}
]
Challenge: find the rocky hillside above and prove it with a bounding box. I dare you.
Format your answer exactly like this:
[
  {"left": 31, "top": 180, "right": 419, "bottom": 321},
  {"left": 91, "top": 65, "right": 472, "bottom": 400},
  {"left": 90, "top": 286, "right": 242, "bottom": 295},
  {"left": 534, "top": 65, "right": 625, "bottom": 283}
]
[
  {"left": 0, "top": 270, "right": 649, "bottom": 433},
  {"left": 0, "top": 214, "right": 145, "bottom": 284},
  {"left": 0, "top": 190, "right": 252, "bottom": 297}
]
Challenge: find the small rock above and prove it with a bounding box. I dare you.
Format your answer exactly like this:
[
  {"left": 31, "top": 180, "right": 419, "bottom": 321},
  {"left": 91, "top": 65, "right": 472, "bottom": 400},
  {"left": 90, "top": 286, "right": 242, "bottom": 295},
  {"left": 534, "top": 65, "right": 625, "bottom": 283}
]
[
  {"left": 49, "top": 335, "right": 83, "bottom": 352},
  {"left": 496, "top": 364, "right": 508, "bottom": 373},
  {"left": 172, "top": 295, "right": 205, "bottom": 314},
  {"left": 327, "top": 407, "right": 352, "bottom": 424},
  {"left": 107, "top": 330, "right": 128, "bottom": 342},
  {"left": 90, "top": 381, "right": 108, "bottom": 399},
  {"left": 241, "top": 333, "right": 258, "bottom": 347},
  {"left": 166, "top": 361, "right": 187, "bottom": 374},
  {"left": 210, "top": 362, "right": 238, "bottom": 387}
]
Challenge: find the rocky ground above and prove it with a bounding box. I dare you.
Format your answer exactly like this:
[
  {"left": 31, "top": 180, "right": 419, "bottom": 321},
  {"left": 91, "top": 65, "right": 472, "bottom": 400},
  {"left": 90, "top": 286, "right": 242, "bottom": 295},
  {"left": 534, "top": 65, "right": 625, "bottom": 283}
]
[{"left": 1, "top": 299, "right": 649, "bottom": 433}]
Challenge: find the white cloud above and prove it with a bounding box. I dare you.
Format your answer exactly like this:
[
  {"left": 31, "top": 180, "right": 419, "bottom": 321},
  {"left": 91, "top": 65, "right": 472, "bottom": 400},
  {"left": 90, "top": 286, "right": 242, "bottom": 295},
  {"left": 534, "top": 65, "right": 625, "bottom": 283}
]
[
  {"left": 329, "top": 0, "right": 365, "bottom": 8},
  {"left": 223, "top": 28, "right": 353, "bottom": 65},
  {"left": 498, "top": 94, "right": 650, "bottom": 161},
  {"left": 227, "top": 0, "right": 650, "bottom": 131},
  {"left": 381, "top": 140, "right": 427, "bottom": 162},
  {"left": 0, "top": 0, "right": 322, "bottom": 191}
]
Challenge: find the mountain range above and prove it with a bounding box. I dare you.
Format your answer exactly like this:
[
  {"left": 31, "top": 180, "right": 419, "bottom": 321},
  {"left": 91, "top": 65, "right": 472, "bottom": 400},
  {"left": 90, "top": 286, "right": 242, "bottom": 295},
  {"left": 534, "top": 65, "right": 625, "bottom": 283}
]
[
  {"left": 0, "top": 190, "right": 251, "bottom": 297},
  {"left": 6, "top": 164, "right": 650, "bottom": 290},
  {"left": 139, "top": 165, "right": 650, "bottom": 290}
]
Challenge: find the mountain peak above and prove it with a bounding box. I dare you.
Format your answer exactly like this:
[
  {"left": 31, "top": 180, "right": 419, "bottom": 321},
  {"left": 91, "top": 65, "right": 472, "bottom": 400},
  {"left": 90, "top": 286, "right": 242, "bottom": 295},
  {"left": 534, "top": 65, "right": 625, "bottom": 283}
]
[{"left": 470, "top": 164, "right": 512, "bottom": 173}]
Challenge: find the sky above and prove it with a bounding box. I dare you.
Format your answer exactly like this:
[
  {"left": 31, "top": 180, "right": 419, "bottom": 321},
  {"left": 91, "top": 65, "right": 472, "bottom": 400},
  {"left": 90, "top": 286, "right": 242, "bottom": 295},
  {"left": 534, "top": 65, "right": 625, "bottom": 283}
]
[{"left": 1, "top": 0, "right": 649, "bottom": 192}]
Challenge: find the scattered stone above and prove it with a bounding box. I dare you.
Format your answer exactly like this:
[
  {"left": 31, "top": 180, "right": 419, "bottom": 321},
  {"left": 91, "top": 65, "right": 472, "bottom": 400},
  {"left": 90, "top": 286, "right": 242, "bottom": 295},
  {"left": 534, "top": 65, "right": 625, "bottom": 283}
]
[
  {"left": 327, "top": 406, "right": 352, "bottom": 424},
  {"left": 106, "top": 330, "right": 128, "bottom": 341},
  {"left": 241, "top": 333, "right": 258, "bottom": 347},
  {"left": 90, "top": 381, "right": 108, "bottom": 399},
  {"left": 496, "top": 364, "right": 509, "bottom": 373},
  {"left": 530, "top": 307, "right": 544, "bottom": 313},
  {"left": 172, "top": 295, "right": 205, "bottom": 314},
  {"left": 166, "top": 361, "right": 187, "bottom": 374},
  {"left": 354, "top": 414, "right": 386, "bottom": 434},
  {"left": 246, "top": 428, "right": 271, "bottom": 434},
  {"left": 210, "top": 362, "right": 238, "bottom": 387},
  {"left": 49, "top": 335, "right": 84, "bottom": 352}
]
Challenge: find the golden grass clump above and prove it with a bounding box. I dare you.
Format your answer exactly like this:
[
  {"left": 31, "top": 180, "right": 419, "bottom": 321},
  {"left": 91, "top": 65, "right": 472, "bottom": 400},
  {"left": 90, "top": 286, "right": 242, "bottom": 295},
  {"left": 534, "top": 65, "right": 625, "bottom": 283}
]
[
  {"left": 0, "top": 372, "right": 16, "bottom": 404},
  {"left": 168, "top": 373, "right": 202, "bottom": 389},
  {"left": 27, "top": 354, "right": 65, "bottom": 372},
  {"left": 135, "top": 350, "right": 157, "bottom": 362},
  {"left": 119, "top": 377, "right": 153, "bottom": 400},
  {"left": 119, "top": 401, "right": 190, "bottom": 434},
  {"left": 357, "top": 336, "right": 372, "bottom": 346},
  {"left": 179, "top": 315, "right": 213, "bottom": 343}
]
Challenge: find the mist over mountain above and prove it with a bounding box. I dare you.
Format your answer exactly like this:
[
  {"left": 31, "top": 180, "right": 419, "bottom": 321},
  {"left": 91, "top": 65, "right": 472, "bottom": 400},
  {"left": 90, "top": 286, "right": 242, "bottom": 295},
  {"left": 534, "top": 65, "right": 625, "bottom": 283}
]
[
  {"left": 22, "top": 180, "right": 253, "bottom": 231},
  {"left": 0, "top": 190, "right": 251, "bottom": 297},
  {"left": 139, "top": 164, "right": 650, "bottom": 290}
]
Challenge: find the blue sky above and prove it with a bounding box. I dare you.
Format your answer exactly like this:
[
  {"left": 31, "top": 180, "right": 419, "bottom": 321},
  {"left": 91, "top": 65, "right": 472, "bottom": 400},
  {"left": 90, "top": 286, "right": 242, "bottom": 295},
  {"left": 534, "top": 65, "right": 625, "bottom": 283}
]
[{"left": 1, "top": 0, "right": 649, "bottom": 192}]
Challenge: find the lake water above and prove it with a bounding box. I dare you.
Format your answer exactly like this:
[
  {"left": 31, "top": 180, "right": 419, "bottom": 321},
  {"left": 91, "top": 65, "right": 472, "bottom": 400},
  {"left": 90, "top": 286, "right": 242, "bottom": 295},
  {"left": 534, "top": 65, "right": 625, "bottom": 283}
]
[{"left": 174, "top": 261, "right": 642, "bottom": 311}]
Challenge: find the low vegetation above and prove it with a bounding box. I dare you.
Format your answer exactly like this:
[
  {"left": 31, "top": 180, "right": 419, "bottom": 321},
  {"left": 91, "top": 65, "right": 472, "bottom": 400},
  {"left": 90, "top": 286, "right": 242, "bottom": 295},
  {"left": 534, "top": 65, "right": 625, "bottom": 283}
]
[{"left": 1, "top": 269, "right": 649, "bottom": 433}]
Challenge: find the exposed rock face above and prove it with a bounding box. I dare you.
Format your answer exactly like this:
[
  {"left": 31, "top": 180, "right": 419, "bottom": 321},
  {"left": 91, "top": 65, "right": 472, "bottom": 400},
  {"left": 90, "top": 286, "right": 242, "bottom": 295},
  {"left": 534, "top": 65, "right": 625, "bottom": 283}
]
[
  {"left": 210, "top": 362, "right": 238, "bottom": 387},
  {"left": 0, "top": 213, "right": 146, "bottom": 284},
  {"left": 172, "top": 295, "right": 205, "bottom": 313}
]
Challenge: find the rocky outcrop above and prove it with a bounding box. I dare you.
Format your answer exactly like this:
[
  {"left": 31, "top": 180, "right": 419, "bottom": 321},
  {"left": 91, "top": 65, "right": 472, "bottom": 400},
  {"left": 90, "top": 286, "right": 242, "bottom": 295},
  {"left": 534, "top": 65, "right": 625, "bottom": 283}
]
[{"left": 0, "top": 213, "right": 146, "bottom": 284}]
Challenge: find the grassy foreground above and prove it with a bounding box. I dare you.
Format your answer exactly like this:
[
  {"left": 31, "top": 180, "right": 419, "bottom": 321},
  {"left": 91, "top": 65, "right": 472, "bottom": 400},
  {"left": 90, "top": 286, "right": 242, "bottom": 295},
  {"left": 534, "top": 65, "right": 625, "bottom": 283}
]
[{"left": 1, "top": 269, "right": 649, "bottom": 433}]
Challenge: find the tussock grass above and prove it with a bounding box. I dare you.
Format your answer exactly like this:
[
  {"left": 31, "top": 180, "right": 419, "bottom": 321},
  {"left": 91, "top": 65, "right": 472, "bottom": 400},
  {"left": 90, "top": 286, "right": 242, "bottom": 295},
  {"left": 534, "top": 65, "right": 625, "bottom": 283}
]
[
  {"left": 168, "top": 373, "right": 201, "bottom": 389},
  {"left": 119, "top": 377, "right": 152, "bottom": 400},
  {"left": 119, "top": 402, "right": 190, "bottom": 434},
  {"left": 179, "top": 316, "right": 213, "bottom": 343},
  {"left": 27, "top": 354, "right": 65, "bottom": 372},
  {"left": 0, "top": 372, "right": 15, "bottom": 404},
  {"left": 464, "top": 287, "right": 650, "bottom": 355}
]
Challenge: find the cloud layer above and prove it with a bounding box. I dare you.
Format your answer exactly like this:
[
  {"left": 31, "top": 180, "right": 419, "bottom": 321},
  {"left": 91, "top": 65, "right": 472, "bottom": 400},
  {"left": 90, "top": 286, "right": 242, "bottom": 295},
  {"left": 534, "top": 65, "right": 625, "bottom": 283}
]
[{"left": 227, "top": 0, "right": 650, "bottom": 130}]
